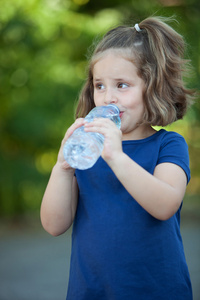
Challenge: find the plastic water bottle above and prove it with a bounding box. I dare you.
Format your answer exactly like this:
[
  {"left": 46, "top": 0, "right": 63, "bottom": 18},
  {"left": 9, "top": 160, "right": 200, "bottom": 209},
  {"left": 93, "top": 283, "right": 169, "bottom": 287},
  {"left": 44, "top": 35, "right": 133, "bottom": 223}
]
[{"left": 63, "top": 104, "right": 121, "bottom": 170}]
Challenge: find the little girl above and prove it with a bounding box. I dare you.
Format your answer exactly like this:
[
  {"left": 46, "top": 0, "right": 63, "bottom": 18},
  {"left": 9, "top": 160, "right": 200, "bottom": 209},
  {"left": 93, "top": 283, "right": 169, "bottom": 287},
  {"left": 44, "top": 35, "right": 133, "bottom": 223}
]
[{"left": 41, "top": 16, "right": 194, "bottom": 299}]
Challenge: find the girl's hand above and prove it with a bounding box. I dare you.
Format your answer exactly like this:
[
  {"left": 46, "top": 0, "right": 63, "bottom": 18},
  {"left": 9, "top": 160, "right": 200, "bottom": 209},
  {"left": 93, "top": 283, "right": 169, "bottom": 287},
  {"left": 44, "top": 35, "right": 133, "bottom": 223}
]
[
  {"left": 57, "top": 118, "right": 85, "bottom": 170},
  {"left": 84, "top": 118, "right": 122, "bottom": 164}
]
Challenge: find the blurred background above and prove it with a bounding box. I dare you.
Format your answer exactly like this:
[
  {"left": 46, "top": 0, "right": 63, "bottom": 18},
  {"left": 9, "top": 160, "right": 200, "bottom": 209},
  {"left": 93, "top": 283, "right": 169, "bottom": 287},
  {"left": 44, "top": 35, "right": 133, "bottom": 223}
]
[{"left": 0, "top": 0, "right": 199, "bottom": 299}]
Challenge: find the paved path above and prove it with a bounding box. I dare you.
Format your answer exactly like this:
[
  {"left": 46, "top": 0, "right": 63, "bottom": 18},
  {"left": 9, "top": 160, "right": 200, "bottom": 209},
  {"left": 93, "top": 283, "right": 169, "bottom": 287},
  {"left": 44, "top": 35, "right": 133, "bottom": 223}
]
[{"left": 0, "top": 218, "right": 199, "bottom": 300}]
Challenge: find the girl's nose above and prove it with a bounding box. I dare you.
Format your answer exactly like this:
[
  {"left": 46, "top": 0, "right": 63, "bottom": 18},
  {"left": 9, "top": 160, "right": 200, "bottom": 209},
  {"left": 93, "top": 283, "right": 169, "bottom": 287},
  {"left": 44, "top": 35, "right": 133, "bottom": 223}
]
[{"left": 104, "top": 89, "right": 117, "bottom": 105}]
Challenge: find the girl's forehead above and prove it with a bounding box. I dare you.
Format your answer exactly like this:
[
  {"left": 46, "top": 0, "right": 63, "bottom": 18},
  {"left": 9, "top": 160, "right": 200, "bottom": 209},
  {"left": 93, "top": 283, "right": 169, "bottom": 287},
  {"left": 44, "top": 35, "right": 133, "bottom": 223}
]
[{"left": 91, "top": 48, "right": 135, "bottom": 68}]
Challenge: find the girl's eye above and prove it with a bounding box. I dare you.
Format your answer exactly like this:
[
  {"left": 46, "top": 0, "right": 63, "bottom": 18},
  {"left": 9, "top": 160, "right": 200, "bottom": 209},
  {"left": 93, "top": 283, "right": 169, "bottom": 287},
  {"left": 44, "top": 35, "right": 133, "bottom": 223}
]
[
  {"left": 95, "top": 83, "right": 105, "bottom": 90},
  {"left": 118, "top": 83, "right": 128, "bottom": 88}
]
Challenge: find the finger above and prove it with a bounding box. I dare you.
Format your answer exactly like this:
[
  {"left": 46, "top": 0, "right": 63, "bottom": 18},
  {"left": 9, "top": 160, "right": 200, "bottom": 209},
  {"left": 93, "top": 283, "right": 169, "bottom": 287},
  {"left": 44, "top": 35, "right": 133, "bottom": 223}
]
[
  {"left": 62, "top": 118, "right": 85, "bottom": 145},
  {"left": 84, "top": 118, "right": 114, "bottom": 129},
  {"left": 84, "top": 119, "right": 117, "bottom": 134},
  {"left": 58, "top": 118, "right": 84, "bottom": 164}
]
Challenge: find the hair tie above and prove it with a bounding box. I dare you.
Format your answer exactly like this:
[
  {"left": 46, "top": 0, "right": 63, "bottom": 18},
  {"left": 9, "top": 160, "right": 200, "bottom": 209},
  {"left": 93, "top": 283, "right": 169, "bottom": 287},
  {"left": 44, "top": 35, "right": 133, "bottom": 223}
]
[{"left": 134, "top": 23, "right": 142, "bottom": 32}]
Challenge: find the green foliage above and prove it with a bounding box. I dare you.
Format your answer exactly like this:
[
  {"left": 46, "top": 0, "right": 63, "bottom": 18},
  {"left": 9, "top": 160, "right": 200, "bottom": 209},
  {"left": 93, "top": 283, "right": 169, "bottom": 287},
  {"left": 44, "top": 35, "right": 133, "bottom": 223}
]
[{"left": 0, "top": 0, "right": 199, "bottom": 216}]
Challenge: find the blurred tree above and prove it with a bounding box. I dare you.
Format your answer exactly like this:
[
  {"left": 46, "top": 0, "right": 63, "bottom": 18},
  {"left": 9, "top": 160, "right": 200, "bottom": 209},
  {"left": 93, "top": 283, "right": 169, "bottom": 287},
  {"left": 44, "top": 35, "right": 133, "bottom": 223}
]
[{"left": 0, "top": 0, "right": 199, "bottom": 216}]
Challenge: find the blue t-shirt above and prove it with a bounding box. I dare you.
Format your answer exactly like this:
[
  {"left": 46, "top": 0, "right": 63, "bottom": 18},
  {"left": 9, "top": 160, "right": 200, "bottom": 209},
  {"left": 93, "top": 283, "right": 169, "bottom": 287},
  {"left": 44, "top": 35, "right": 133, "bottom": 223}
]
[{"left": 66, "top": 129, "right": 192, "bottom": 300}]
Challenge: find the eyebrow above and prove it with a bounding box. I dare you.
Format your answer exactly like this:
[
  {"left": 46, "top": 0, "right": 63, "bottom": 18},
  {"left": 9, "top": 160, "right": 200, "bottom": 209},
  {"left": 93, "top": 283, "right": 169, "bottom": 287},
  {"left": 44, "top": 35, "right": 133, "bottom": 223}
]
[{"left": 93, "top": 77, "right": 130, "bottom": 82}]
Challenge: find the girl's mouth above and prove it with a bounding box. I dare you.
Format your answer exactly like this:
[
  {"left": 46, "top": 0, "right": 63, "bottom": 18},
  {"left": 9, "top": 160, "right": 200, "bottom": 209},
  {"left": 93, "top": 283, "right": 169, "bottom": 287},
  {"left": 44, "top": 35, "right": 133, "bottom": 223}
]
[{"left": 119, "top": 111, "right": 124, "bottom": 118}]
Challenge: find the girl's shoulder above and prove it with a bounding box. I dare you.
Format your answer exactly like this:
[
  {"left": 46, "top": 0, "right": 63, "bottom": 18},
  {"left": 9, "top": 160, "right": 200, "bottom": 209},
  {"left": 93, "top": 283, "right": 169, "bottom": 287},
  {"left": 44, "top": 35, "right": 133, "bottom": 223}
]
[{"left": 156, "top": 129, "right": 188, "bottom": 149}]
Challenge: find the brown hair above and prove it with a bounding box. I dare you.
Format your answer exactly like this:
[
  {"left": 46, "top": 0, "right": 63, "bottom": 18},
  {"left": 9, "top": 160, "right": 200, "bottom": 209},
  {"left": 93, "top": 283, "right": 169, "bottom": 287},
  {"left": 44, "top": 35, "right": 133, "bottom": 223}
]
[{"left": 75, "top": 16, "right": 194, "bottom": 126}]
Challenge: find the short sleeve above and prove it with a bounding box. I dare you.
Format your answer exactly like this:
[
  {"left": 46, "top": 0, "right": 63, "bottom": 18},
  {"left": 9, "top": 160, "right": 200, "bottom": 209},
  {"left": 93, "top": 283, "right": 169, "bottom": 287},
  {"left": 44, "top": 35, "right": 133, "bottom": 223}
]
[{"left": 157, "top": 131, "right": 190, "bottom": 184}]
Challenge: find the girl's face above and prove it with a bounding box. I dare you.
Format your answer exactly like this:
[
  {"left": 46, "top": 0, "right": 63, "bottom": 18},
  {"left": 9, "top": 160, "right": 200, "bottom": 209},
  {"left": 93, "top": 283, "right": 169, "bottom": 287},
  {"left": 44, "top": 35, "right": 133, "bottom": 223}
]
[{"left": 93, "top": 50, "right": 152, "bottom": 140}]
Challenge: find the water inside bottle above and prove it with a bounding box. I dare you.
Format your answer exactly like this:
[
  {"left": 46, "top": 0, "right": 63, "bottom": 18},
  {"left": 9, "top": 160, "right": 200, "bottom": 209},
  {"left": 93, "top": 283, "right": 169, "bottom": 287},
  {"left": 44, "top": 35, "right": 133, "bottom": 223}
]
[{"left": 63, "top": 129, "right": 104, "bottom": 170}]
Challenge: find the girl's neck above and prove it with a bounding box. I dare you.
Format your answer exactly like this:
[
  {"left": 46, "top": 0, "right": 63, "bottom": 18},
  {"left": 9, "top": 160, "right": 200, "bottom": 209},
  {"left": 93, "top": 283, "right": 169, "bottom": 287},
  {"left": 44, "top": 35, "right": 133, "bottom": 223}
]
[{"left": 122, "top": 125, "right": 157, "bottom": 141}]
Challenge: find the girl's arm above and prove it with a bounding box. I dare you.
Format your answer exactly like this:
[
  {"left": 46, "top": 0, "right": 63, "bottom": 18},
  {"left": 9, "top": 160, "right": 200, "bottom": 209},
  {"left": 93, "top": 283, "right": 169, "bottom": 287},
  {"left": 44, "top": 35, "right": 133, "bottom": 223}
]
[
  {"left": 40, "top": 119, "right": 84, "bottom": 236},
  {"left": 40, "top": 164, "right": 78, "bottom": 236},
  {"left": 108, "top": 154, "right": 187, "bottom": 220},
  {"left": 84, "top": 119, "right": 187, "bottom": 221}
]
